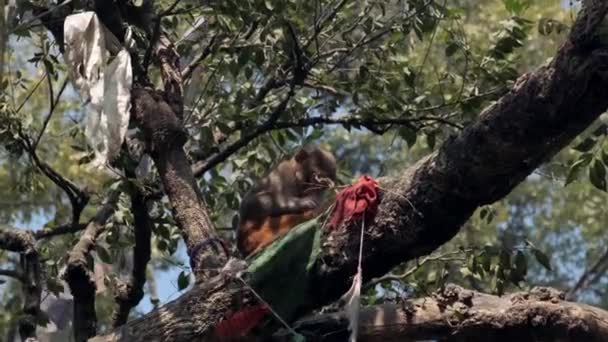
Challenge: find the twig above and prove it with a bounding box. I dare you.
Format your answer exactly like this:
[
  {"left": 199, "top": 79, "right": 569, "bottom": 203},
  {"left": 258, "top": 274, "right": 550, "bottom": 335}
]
[
  {"left": 9, "top": 0, "right": 73, "bottom": 34},
  {"left": 34, "top": 77, "right": 68, "bottom": 149},
  {"left": 566, "top": 248, "right": 608, "bottom": 300},
  {"left": 364, "top": 251, "right": 465, "bottom": 290},
  {"left": 192, "top": 87, "right": 295, "bottom": 177},
  {"left": 143, "top": 0, "right": 182, "bottom": 71},
  {"left": 181, "top": 33, "right": 218, "bottom": 80},
  {"left": 21, "top": 134, "right": 88, "bottom": 224},
  {"left": 191, "top": 113, "right": 460, "bottom": 176},
  {"left": 0, "top": 268, "right": 24, "bottom": 282},
  {"left": 15, "top": 72, "right": 48, "bottom": 114},
  {"left": 34, "top": 223, "right": 88, "bottom": 240}
]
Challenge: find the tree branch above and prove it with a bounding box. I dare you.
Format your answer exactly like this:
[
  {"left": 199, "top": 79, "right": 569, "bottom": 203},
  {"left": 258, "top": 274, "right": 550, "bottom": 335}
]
[
  {"left": 0, "top": 225, "right": 41, "bottom": 341},
  {"left": 0, "top": 225, "right": 36, "bottom": 254},
  {"left": 34, "top": 222, "right": 88, "bottom": 240},
  {"left": 19, "top": 130, "right": 89, "bottom": 225},
  {"left": 364, "top": 250, "right": 466, "bottom": 290},
  {"left": 288, "top": 285, "right": 608, "bottom": 342},
  {"left": 566, "top": 247, "right": 608, "bottom": 300},
  {"left": 0, "top": 268, "right": 24, "bottom": 282},
  {"left": 131, "top": 88, "right": 227, "bottom": 280},
  {"left": 64, "top": 190, "right": 120, "bottom": 342},
  {"left": 33, "top": 77, "right": 69, "bottom": 149},
  {"left": 112, "top": 189, "right": 152, "bottom": 327},
  {"left": 192, "top": 87, "right": 295, "bottom": 177}
]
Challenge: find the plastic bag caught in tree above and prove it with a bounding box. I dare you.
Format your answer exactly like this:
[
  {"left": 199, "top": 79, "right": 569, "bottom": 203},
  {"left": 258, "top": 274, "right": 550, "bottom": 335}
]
[{"left": 63, "top": 12, "right": 132, "bottom": 167}]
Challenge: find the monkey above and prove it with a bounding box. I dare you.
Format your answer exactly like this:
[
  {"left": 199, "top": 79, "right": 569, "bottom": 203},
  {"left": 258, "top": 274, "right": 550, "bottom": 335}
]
[{"left": 237, "top": 146, "right": 337, "bottom": 257}]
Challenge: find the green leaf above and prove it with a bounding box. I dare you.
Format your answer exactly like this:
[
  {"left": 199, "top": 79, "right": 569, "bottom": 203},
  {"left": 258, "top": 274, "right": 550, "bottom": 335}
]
[
  {"left": 512, "top": 250, "right": 527, "bottom": 282},
  {"left": 479, "top": 207, "right": 488, "bottom": 219},
  {"left": 531, "top": 247, "right": 552, "bottom": 271},
  {"left": 177, "top": 271, "right": 190, "bottom": 291},
  {"left": 589, "top": 159, "right": 607, "bottom": 191},
  {"left": 399, "top": 127, "right": 417, "bottom": 147},
  {"left": 264, "top": 0, "right": 274, "bottom": 10},
  {"left": 565, "top": 153, "right": 592, "bottom": 186},
  {"left": 445, "top": 42, "right": 459, "bottom": 57},
  {"left": 499, "top": 250, "right": 511, "bottom": 269},
  {"left": 573, "top": 137, "right": 596, "bottom": 152},
  {"left": 503, "top": 0, "right": 530, "bottom": 14}
]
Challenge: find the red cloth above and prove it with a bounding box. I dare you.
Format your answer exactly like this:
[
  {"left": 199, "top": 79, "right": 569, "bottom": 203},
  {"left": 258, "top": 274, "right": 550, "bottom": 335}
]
[
  {"left": 328, "top": 175, "right": 379, "bottom": 229},
  {"left": 214, "top": 304, "right": 269, "bottom": 340}
]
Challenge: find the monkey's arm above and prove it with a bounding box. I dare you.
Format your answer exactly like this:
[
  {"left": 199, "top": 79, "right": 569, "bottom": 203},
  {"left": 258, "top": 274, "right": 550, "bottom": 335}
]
[{"left": 242, "top": 192, "right": 319, "bottom": 218}]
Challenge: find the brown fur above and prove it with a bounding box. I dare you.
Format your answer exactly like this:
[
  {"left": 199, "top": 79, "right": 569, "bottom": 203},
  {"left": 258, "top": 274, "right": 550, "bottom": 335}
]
[{"left": 237, "top": 147, "right": 337, "bottom": 256}]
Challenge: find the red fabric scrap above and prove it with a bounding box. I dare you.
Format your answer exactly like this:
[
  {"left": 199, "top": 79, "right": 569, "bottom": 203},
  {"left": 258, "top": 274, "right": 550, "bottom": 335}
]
[
  {"left": 214, "top": 303, "right": 269, "bottom": 340},
  {"left": 328, "top": 175, "right": 379, "bottom": 229}
]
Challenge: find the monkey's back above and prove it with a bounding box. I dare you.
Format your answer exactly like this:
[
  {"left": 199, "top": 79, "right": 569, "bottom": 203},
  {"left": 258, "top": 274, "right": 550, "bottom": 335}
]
[{"left": 237, "top": 210, "right": 315, "bottom": 256}]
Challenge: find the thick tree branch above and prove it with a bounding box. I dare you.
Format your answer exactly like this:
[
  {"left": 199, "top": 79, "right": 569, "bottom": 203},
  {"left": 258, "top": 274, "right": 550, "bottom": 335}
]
[
  {"left": 288, "top": 284, "right": 608, "bottom": 342},
  {"left": 19, "top": 251, "right": 41, "bottom": 342},
  {"left": 64, "top": 190, "right": 120, "bottom": 342},
  {"left": 131, "top": 88, "right": 227, "bottom": 280},
  {"left": 0, "top": 225, "right": 41, "bottom": 341},
  {"left": 312, "top": 0, "right": 608, "bottom": 303},
  {"left": 0, "top": 225, "right": 36, "bottom": 253},
  {"left": 112, "top": 190, "right": 152, "bottom": 327}
]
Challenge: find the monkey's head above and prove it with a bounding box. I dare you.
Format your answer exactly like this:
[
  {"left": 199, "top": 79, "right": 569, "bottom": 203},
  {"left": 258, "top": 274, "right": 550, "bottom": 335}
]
[{"left": 294, "top": 147, "right": 337, "bottom": 192}]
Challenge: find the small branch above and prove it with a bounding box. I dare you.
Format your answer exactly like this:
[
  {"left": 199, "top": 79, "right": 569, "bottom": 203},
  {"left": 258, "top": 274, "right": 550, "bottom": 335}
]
[
  {"left": 181, "top": 33, "right": 218, "bottom": 80},
  {"left": 192, "top": 87, "right": 295, "bottom": 177},
  {"left": 34, "top": 223, "right": 88, "bottom": 240},
  {"left": 0, "top": 268, "right": 24, "bottom": 282},
  {"left": 143, "top": 0, "right": 182, "bottom": 72},
  {"left": 365, "top": 251, "right": 465, "bottom": 290},
  {"left": 302, "top": 80, "right": 342, "bottom": 96},
  {"left": 112, "top": 189, "right": 152, "bottom": 327},
  {"left": 191, "top": 113, "right": 457, "bottom": 176},
  {"left": 566, "top": 247, "right": 608, "bottom": 300},
  {"left": 34, "top": 77, "right": 69, "bottom": 149},
  {"left": 20, "top": 131, "right": 89, "bottom": 224},
  {"left": 10, "top": 0, "right": 73, "bottom": 35},
  {"left": 64, "top": 190, "right": 120, "bottom": 342}
]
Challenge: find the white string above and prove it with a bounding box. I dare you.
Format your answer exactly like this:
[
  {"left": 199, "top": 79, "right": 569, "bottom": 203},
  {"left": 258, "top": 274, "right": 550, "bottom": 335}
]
[
  {"left": 235, "top": 275, "right": 299, "bottom": 337},
  {"left": 358, "top": 213, "right": 365, "bottom": 270}
]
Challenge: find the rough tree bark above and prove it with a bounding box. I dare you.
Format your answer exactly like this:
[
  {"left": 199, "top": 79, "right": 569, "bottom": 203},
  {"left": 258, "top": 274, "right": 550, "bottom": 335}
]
[
  {"left": 289, "top": 284, "right": 608, "bottom": 342},
  {"left": 86, "top": 1, "right": 608, "bottom": 341}
]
